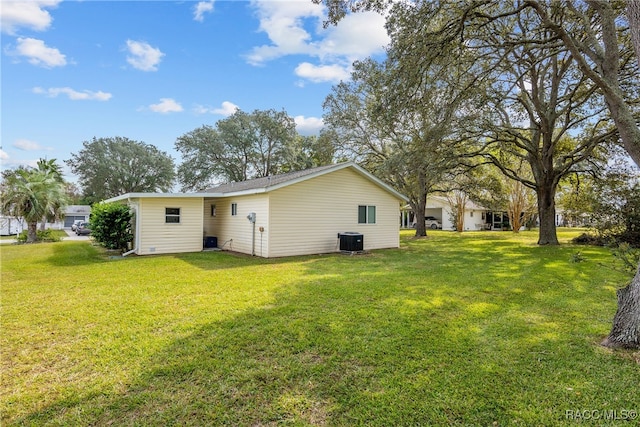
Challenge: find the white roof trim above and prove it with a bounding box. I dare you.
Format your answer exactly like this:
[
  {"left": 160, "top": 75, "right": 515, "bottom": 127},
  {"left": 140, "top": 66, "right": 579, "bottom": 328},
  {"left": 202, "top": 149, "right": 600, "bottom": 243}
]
[{"left": 103, "top": 192, "right": 220, "bottom": 203}]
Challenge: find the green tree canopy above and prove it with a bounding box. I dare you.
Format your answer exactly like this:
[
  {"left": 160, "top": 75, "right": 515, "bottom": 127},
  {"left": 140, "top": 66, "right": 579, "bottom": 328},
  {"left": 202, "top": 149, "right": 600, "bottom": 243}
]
[
  {"left": 175, "top": 109, "right": 334, "bottom": 191},
  {"left": 65, "top": 137, "right": 175, "bottom": 203},
  {"left": 322, "top": 40, "right": 485, "bottom": 236}
]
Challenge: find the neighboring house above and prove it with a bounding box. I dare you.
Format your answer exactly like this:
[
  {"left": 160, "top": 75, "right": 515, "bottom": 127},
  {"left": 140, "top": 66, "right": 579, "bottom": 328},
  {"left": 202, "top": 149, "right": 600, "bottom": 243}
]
[
  {"left": 0, "top": 216, "right": 25, "bottom": 235},
  {"left": 401, "top": 196, "right": 490, "bottom": 231},
  {"left": 553, "top": 209, "right": 590, "bottom": 227},
  {"left": 1, "top": 205, "right": 91, "bottom": 234},
  {"left": 104, "top": 162, "right": 408, "bottom": 258},
  {"left": 42, "top": 205, "right": 91, "bottom": 230},
  {"left": 63, "top": 205, "right": 91, "bottom": 228}
]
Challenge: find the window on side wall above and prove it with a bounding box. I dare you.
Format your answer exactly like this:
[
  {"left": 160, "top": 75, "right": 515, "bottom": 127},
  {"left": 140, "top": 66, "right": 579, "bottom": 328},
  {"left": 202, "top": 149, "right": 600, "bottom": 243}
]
[
  {"left": 358, "top": 205, "right": 376, "bottom": 224},
  {"left": 211, "top": 204, "right": 216, "bottom": 217},
  {"left": 165, "top": 207, "right": 180, "bottom": 223},
  {"left": 231, "top": 203, "right": 238, "bottom": 216}
]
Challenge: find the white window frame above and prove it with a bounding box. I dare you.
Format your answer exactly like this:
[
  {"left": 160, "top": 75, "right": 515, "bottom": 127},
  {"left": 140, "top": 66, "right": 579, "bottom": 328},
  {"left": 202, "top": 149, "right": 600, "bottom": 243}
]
[
  {"left": 358, "top": 205, "right": 376, "bottom": 224},
  {"left": 165, "top": 207, "right": 181, "bottom": 223}
]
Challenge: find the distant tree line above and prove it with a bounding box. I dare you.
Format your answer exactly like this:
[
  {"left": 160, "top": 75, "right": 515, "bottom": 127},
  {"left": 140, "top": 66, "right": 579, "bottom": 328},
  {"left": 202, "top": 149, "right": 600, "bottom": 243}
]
[
  {"left": 65, "top": 136, "right": 176, "bottom": 205},
  {"left": 174, "top": 108, "right": 335, "bottom": 191},
  {"left": 61, "top": 109, "right": 336, "bottom": 201}
]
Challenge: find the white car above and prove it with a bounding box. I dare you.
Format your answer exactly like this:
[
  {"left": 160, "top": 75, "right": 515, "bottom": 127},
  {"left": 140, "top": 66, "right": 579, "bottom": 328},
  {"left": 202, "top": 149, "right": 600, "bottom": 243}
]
[
  {"left": 71, "top": 219, "right": 84, "bottom": 231},
  {"left": 413, "top": 216, "right": 442, "bottom": 229}
]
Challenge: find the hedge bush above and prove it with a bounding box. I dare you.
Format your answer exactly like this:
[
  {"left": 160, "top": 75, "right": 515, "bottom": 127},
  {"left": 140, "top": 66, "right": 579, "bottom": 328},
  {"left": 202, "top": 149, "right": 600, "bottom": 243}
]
[{"left": 89, "top": 202, "right": 133, "bottom": 251}]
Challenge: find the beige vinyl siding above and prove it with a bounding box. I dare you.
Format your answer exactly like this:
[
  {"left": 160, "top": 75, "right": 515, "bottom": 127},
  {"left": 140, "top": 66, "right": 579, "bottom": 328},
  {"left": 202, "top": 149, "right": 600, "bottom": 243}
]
[
  {"left": 137, "top": 197, "right": 204, "bottom": 255},
  {"left": 207, "top": 195, "right": 270, "bottom": 257},
  {"left": 268, "top": 168, "right": 401, "bottom": 257},
  {"left": 203, "top": 199, "right": 218, "bottom": 241}
]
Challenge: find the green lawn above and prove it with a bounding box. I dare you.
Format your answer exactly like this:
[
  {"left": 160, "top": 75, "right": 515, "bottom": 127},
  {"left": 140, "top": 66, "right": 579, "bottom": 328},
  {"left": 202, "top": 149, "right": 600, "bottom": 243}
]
[{"left": 2, "top": 230, "right": 638, "bottom": 426}]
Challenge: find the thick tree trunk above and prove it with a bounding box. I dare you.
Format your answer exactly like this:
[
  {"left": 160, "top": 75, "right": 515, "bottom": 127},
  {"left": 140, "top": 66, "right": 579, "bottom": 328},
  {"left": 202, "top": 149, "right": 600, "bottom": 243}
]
[
  {"left": 27, "top": 222, "right": 38, "bottom": 243},
  {"left": 602, "top": 0, "right": 640, "bottom": 351},
  {"left": 412, "top": 197, "right": 427, "bottom": 237},
  {"left": 602, "top": 263, "right": 640, "bottom": 349},
  {"left": 536, "top": 185, "right": 558, "bottom": 245},
  {"left": 410, "top": 173, "right": 430, "bottom": 237}
]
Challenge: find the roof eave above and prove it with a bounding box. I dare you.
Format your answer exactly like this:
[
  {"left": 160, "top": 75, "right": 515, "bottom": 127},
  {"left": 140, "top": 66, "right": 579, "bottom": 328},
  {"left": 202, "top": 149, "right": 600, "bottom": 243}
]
[
  {"left": 101, "top": 163, "right": 409, "bottom": 203},
  {"left": 102, "top": 192, "right": 222, "bottom": 203}
]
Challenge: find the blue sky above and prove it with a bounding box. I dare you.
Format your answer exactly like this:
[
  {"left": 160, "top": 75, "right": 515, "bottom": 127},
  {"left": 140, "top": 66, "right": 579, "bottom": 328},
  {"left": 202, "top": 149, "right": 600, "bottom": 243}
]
[{"left": 1, "top": 0, "right": 389, "bottom": 181}]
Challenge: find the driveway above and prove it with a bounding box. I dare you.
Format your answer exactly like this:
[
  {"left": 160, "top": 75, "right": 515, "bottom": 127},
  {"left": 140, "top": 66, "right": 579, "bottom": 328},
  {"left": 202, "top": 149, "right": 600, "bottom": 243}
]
[
  {"left": 0, "top": 229, "right": 91, "bottom": 244},
  {"left": 63, "top": 229, "right": 91, "bottom": 241}
]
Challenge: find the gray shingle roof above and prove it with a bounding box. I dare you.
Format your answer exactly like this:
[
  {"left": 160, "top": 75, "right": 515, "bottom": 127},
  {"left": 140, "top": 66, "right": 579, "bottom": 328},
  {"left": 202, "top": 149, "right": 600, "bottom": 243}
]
[{"left": 204, "top": 163, "right": 341, "bottom": 194}]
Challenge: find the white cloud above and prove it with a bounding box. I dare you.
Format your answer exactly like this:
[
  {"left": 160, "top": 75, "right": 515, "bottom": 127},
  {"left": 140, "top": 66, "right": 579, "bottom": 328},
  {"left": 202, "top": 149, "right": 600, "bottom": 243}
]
[
  {"left": 0, "top": 149, "right": 9, "bottom": 160},
  {"left": 126, "top": 40, "right": 164, "bottom": 71},
  {"left": 12, "top": 139, "right": 51, "bottom": 151},
  {"left": 246, "top": 2, "right": 389, "bottom": 84},
  {"left": 32, "top": 86, "right": 112, "bottom": 101},
  {"left": 149, "top": 98, "right": 183, "bottom": 114},
  {"left": 295, "top": 62, "right": 350, "bottom": 83},
  {"left": 245, "top": 0, "right": 324, "bottom": 65},
  {"left": 0, "top": 0, "right": 60, "bottom": 35},
  {"left": 194, "top": 1, "right": 214, "bottom": 22},
  {"left": 318, "top": 12, "right": 388, "bottom": 61},
  {"left": 213, "top": 101, "right": 239, "bottom": 116},
  {"left": 193, "top": 101, "right": 239, "bottom": 116},
  {"left": 14, "top": 37, "right": 66, "bottom": 68},
  {"left": 294, "top": 115, "right": 324, "bottom": 135}
]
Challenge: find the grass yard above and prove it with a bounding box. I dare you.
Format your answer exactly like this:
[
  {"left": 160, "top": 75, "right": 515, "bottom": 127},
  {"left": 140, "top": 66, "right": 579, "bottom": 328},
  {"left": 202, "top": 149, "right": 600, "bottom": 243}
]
[{"left": 2, "top": 229, "right": 639, "bottom": 426}]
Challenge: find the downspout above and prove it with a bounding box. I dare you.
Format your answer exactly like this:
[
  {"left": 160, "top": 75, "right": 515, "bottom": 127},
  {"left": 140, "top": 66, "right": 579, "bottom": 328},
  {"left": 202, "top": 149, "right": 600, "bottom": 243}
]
[
  {"left": 122, "top": 248, "right": 136, "bottom": 257},
  {"left": 122, "top": 199, "right": 139, "bottom": 257}
]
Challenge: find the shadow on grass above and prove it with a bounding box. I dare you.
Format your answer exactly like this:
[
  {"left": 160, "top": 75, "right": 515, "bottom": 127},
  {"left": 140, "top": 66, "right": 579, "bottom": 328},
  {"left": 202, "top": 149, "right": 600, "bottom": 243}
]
[
  {"left": 43, "top": 241, "right": 110, "bottom": 267},
  {"left": 171, "top": 249, "right": 311, "bottom": 272},
  {"left": 10, "top": 232, "right": 639, "bottom": 426}
]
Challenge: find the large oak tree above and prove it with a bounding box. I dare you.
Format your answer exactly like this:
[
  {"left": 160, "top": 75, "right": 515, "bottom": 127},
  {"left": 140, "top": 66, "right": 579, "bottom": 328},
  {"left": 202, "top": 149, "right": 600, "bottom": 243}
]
[
  {"left": 66, "top": 137, "right": 175, "bottom": 203},
  {"left": 316, "top": 0, "right": 640, "bottom": 348},
  {"left": 175, "top": 109, "right": 332, "bottom": 191},
  {"left": 323, "top": 56, "right": 482, "bottom": 237}
]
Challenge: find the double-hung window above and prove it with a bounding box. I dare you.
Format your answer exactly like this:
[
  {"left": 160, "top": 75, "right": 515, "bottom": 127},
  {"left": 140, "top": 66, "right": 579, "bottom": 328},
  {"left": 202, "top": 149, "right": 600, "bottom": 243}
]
[
  {"left": 165, "top": 208, "right": 180, "bottom": 223},
  {"left": 231, "top": 203, "right": 238, "bottom": 216},
  {"left": 358, "top": 205, "right": 376, "bottom": 224}
]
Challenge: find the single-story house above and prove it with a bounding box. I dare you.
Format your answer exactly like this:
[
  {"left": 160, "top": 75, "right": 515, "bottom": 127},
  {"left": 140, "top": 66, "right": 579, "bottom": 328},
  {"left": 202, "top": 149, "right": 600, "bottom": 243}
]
[
  {"left": 63, "top": 205, "right": 91, "bottom": 228},
  {"left": 401, "top": 196, "right": 490, "bottom": 231},
  {"left": 104, "top": 162, "right": 408, "bottom": 258},
  {"left": 1, "top": 205, "right": 91, "bottom": 234}
]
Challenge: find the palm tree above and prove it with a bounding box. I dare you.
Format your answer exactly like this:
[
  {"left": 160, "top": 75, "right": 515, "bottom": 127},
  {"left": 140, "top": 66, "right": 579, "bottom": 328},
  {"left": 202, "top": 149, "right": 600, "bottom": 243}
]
[
  {"left": 37, "top": 158, "right": 64, "bottom": 180},
  {"left": 1, "top": 161, "right": 69, "bottom": 243},
  {"left": 36, "top": 158, "right": 66, "bottom": 230}
]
